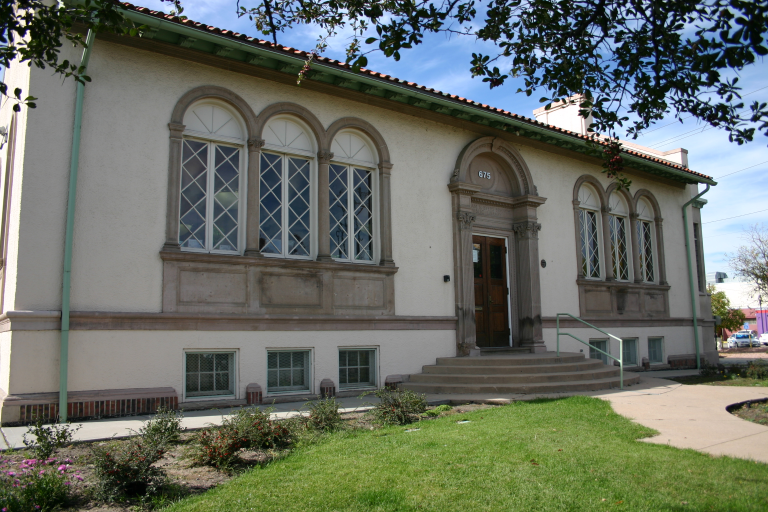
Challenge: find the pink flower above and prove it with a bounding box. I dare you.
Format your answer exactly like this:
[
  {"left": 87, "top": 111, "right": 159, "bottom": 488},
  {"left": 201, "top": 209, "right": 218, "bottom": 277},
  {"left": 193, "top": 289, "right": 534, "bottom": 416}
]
[
  {"left": 38, "top": 470, "right": 45, "bottom": 475},
  {"left": 74, "top": 475, "right": 83, "bottom": 482}
]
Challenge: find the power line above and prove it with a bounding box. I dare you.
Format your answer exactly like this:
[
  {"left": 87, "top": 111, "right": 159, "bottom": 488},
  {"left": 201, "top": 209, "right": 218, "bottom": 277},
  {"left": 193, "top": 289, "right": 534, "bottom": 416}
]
[
  {"left": 703, "top": 208, "right": 768, "bottom": 225},
  {"left": 714, "top": 160, "right": 768, "bottom": 180},
  {"left": 637, "top": 84, "right": 768, "bottom": 137}
]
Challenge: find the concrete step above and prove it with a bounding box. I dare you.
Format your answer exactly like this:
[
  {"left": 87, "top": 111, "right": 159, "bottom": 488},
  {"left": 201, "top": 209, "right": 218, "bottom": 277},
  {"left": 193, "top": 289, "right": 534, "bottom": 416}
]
[
  {"left": 479, "top": 347, "right": 533, "bottom": 356},
  {"left": 434, "top": 353, "right": 587, "bottom": 366},
  {"left": 421, "top": 360, "right": 606, "bottom": 375},
  {"left": 401, "top": 373, "right": 640, "bottom": 394},
  {"left": 408, "top": 367, "right": 620, "bottom": 385}
]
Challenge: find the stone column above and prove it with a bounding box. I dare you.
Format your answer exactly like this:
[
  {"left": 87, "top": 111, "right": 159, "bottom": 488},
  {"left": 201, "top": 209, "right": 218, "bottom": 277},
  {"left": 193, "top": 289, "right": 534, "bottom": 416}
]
[
  {"left": 629, "top": 213, "right": 642, "bottom": 283},
  {"left": 455, "top": 210, "right": 477, "bottom": 355},
  {"left": 601, "top": 207, "right": 614, "bottom": 281},
  {"left": 572, "top": 200, "right": 584, "bottom": 278},
  {"left": 316, "top": 151, "right": 334, "bottom": 261},
  {"left": 244, "top": 137, "right": 265, "bottom": 257},
  {"left": 163, "top": 123, "right": 185, "bottom": 251},
  {"left": 513, "top": 220, "right": 546, "bottom": 353},
  {"left": 654, "top": 216, "right": 667, "bottom": 285},
  {"left": 379, "top": 162, "right": 395, "bottom": 266}
]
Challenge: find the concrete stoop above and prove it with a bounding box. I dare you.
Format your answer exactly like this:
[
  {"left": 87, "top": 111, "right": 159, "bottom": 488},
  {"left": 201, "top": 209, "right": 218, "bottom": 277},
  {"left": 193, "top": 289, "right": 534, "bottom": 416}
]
[{"left": 401, "top": 352, "right": 640, "bottom": 394}]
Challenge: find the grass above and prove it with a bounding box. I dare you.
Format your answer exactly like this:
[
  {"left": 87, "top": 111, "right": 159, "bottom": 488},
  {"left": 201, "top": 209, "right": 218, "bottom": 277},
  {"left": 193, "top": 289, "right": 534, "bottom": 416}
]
[
  {"left": 670, "top": 375, "right": 768, "bottom": 387},
  {"left": 166, "top": 396, "right": 768, "bottom": 511}
]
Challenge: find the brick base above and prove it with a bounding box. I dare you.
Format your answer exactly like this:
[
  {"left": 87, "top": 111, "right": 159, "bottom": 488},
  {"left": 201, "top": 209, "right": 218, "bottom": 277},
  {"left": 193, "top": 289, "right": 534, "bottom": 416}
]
[
  {"left": 245, "top": 383, "right": 263, "bottom": 405},
  {"left": 319, "top": 378, "right": 335, "bottom": 398},
  {"left": 668, "top": 354, "right": 706, "bottom": 369}
]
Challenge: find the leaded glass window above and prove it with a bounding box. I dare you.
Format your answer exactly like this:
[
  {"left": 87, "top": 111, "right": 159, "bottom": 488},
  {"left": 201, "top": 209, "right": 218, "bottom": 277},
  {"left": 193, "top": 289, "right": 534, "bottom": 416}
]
[
  {"left": 329, "top": 164, "right": 375, "bottom": 262},
  {"left": 579, "top": 209, "right": 601, "bottom": 278},
  {"left": 267, "top": 350, "right": 310, "bottom": 392},
  {"left": 179, "top": 139, "right": 241, "bottom": 252},
  {"left": 339, "top": 349, "right": 376, "bottom": 388},
  {"left": 609, "top": 215, "right": 629, "bottom": 281},
  {"left": 259, "top": 153, "right": 313, "bottom": 257},
  {"left": 637, "top": 220, "right": 655, "bottom": 282},
  {"left": 185, "top": 352, "right": 235, "bottom": 398}
]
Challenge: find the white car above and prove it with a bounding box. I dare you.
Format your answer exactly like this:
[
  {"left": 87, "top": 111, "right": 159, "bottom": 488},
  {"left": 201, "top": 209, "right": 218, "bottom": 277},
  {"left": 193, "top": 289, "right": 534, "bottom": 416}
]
[
  {"left": 760, "top": 333, "right": 768, "bottom": 347},
  {"left": 732, "top": 332, "right": 758, "bottom": 348}
]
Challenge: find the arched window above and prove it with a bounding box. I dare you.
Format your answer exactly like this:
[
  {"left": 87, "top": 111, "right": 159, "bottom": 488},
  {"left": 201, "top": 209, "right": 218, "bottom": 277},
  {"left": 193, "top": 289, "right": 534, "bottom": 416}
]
[
  {"left": 578, "top": 183, "right": 602, "bottom": 279},
  {"left": 329, "top": 131, "right": 378, "bottom": 263},
  {"left": 608, "top": 192, "right": 631, "bottom": 281},
  {"left": 179, "top": 102, "right": 246, "bottom": 253},
  {"left": 636, "top": 197, "right": 656, "bottom": 282},
  {"left": 259, "top": 116, "right": 316, "bottom": 258}
]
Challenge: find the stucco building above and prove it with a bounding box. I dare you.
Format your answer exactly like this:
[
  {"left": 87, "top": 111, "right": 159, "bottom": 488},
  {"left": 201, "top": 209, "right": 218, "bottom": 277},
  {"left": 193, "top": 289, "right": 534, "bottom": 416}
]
[{"left": 0, "top": 4, "right": 717, "bottom": 424}]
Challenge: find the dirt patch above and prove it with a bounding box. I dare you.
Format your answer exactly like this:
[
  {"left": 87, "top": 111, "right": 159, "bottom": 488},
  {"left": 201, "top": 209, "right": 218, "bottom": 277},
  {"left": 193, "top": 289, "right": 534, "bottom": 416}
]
[{"left": 730, "top": 400, "right": 768, "bottom": 426}]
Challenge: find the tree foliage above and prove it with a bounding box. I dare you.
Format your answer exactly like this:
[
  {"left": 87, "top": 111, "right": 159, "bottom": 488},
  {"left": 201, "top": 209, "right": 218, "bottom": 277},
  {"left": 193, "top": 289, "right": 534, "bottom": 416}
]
[
  {"left": 0, "top": 0, "right": 181, "bottom": 111},
  {"left": 708, "top": 283, "right": 746, "bottom": 333},
  {"left": 238, "top": 0, "right": 768, "bottom": 148},
  {"left": 728, "top": 225, "right": 768, "bottom": 300}
]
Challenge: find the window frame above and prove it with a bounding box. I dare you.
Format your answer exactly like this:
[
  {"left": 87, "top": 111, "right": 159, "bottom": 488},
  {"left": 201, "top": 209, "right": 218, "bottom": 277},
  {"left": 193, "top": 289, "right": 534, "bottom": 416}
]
[
  {"left": 579, "top": 206, "right": 602, "bottom": 280},
  {"left": 265, "top": 348, "right": 313, "bottom": 395},
  {"left": 258, "top": 148, "right": 317, "bottom": 260},
  {"left": 338, "top": 347, "right": 378, "bottom": 390},
  {"left": 329, "top": 156, "right": 379, "bottom": 265},
  {"left": 179, "top": 135, "right": 246, "bottom": 255},
  {"left": 608, "top": 213, "right": 631, "bottom": 281},
  {"left": 182, "top": 350, "right": 238, "bottom": 402},
  {"left": 589, "top": 339, "right": 610, "bottom": 365}
]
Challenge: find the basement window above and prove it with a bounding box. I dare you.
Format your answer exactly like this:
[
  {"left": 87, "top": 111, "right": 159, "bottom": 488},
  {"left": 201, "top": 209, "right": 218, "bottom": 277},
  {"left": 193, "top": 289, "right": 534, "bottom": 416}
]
[
  {"left": 185, "top": 351, "right": 236, "bottom": 399},
  {"left": 267, "top": 350, "right": 311, "bottom": 393},
  {"left": 339, "top": 349, "right": 376, "bottom": 389}
]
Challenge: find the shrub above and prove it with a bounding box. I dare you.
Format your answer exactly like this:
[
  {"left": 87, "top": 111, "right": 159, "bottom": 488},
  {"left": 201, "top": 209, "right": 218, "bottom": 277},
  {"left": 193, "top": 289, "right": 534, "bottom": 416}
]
[
  {"left": 90, "top": 438, "right": 168, "bottom": 501},
  {"left": 699, "top": 360, "right": 724, "bottom": 378},
  {"left": 189, "top": 425, "right": 248, "bottom": 470},
  {"left": 22, "top": 419, "right": 81, "bottom": 460},
  {"left": 747, "top": 360, "right": 768, "bottom": 380},
  {"left": 425, "top": 404, "right": 453, "bottom": 417},
  {"left": 0, "top": 457, "right": 80, "bottom": 512},
  {"left": 222, "top": 407, "right": 292, "bottom": 450},
  {"left": 364, "top": 389, "right": 427, "bottom": 426},
  {"left": 138, "top": 407, "right": 184, "bottom": 446},
  {"left": 305, "top": 397, "right": 344, "bottom": 432}
]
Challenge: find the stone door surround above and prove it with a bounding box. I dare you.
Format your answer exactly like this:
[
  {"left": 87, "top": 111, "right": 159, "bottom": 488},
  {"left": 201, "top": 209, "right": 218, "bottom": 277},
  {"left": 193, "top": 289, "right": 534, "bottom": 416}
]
[{"left": 450, "top": 137, "right": 547, "bottom": 355}]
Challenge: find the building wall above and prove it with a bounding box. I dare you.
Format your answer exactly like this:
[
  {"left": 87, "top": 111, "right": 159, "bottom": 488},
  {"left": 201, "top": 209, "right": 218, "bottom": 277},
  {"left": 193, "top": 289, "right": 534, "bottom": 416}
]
[{"left": 0, "top": 37, "right": 712, "bottom": 403}]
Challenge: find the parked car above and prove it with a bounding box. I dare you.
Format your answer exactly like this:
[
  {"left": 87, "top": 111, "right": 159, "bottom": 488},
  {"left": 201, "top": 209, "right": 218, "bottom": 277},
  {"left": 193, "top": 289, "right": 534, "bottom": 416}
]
[
  {"left": 732, "top": 332, "right": 758, "bottom": 348},
  {"left": 760, "top": 333, "right": 768, "bottom": 346},
  {"left": 727, "top": 334, "right": 737, "bottom": 348}
]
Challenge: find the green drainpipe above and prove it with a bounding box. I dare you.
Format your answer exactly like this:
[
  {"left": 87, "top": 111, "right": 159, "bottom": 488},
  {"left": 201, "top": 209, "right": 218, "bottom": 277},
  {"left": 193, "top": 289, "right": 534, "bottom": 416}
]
[
  {"left": 59, "top": 29, "right": 96, "bottom": 422},
  {"left": 682, "top": 183, "right": 710, "bottom": 371}
]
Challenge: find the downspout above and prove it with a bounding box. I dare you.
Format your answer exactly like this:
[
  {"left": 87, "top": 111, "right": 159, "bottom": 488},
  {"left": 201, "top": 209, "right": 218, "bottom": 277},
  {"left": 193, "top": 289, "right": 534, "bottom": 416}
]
[
  {"left": 59, "top": 29, "right": 96, "bottom": 422},
  {"left": 682, "top": 183, "right": 710, "bottom": 371}
]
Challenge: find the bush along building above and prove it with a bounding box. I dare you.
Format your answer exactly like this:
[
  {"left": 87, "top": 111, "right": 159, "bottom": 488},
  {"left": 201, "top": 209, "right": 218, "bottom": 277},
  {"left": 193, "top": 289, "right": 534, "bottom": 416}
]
[{"left": 0, "top": 3, "right": 716, "bottom": 424}]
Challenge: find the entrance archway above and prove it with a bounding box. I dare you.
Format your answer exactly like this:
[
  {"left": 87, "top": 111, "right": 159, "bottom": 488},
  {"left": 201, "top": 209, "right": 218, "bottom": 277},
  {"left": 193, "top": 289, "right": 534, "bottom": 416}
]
[{"left": 448, "top": 137, "right": 547, "bottom": 355}]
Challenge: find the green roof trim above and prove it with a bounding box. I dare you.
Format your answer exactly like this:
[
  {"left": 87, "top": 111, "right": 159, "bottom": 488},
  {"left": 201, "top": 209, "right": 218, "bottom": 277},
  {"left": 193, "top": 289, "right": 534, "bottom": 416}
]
[{"left": 120, "top": 7, "right": 716, "bottom": 187}]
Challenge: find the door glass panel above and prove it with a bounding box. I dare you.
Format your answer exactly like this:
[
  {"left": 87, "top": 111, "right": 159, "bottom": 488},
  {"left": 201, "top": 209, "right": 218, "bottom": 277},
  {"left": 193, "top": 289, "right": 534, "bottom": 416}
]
[
  {"left": 473, "top": 243, "right": 483, "bottom": 278},
  {"left": 490, "top": 244, "right": 503, "bottom": 279}
]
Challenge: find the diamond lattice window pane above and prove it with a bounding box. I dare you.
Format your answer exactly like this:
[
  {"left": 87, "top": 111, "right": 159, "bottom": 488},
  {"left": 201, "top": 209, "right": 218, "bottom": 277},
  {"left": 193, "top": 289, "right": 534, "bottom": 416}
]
[
  {"left": 179, "top": 140, "right": 209, "bottom": 249},
  {"left": 329, "top": 164, "right": 349, "bottom": 259},
  {"left": 212, "top": 145, "right": 240, "bottom": 252},
  {"left": 353, "top": 168, "right": 373, "bottom": 261},
  {"left": 580, "top": 209, "right": 600, "bottom": 278},
  {"left": 259, "top": 153, "right": 283, "bottom": 254},
  {"left": 287, "top": 158, "right": 311, "bottom": 256},
  {"left": 609, "top": 216, "right": 629, "bottom": 281},
  {"left": 642, "top": 222, "right": 655, "bottom": 282}
]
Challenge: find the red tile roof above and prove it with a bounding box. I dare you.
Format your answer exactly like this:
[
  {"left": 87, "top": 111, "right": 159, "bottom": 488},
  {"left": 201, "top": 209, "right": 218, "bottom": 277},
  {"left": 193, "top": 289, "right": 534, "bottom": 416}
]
[{"left": 119, "top": 2, "right": 713, "bottom": 181}]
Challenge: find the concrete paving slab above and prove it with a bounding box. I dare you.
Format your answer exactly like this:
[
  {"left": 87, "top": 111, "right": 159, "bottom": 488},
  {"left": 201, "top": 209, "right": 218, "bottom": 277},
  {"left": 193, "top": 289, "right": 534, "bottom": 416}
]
[{"left": 0, "top": 396, "right": 376, "bottom": 450}]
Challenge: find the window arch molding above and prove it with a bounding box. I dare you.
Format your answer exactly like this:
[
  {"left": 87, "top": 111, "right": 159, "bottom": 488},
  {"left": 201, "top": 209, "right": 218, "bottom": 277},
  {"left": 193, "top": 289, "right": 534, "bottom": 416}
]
[
  {"left": 633, "top": 189, "right": 667, "bottom": 284},
  {"left": 572, "top": 175, "right": 608, "bottom": 279},
  {"left": 324, "top": 117, "right": 393, "bottom": 266},
  {"left": 165, "top": 86, "right": 259, "bottom": 252}
]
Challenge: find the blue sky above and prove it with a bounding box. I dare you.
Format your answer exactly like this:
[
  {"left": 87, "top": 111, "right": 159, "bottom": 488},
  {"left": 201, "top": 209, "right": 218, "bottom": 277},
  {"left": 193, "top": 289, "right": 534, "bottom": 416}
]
[{"left": 137, "top": 0, "right": 768, "bottom": 277}]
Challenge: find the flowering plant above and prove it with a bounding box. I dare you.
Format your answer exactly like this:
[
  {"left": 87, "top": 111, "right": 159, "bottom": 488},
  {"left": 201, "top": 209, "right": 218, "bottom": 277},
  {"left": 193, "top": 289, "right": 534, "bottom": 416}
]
[{"left": 0, "top": 457, "right": 80, "bottom": 512}]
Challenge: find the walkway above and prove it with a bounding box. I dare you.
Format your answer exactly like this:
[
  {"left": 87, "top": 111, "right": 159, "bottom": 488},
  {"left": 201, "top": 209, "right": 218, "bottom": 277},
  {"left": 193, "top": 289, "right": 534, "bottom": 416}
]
[{"left": 2, "top": 372, "right": 768, "bottom": 464}]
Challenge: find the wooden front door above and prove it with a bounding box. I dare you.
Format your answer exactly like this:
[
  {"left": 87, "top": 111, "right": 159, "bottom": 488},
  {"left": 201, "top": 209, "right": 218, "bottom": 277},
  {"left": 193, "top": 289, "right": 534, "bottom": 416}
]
[{"left": 473, "top": 235, "right": 511, "bottom": 347}]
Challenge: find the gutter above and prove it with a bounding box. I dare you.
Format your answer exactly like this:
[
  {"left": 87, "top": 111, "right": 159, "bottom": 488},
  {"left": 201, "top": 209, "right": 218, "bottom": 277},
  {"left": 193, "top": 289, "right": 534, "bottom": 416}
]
[
  {"left": 682, "top": 184, "right": 710, "bottom": 371},
  {"left": 59, "top": 29, "right": 96, "bottom": 422},
  {"left": 119, "top": 8, "right": 714, "bottom": 186}
]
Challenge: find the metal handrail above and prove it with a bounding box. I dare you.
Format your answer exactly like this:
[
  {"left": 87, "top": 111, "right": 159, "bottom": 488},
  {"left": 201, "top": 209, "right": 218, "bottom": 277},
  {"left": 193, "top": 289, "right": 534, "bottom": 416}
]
[{"left": 556, "top": 313, "right": 625, "bottom": 390}]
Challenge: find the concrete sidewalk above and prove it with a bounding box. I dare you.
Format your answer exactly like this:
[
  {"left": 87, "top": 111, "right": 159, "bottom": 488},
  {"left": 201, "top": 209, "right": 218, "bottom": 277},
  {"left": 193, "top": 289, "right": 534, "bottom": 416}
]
[
  {"left": 3, "top": 374, "right": 768, "bottom": 464},
  {"left": 0, "top": 396, "right": 377, "bottom": 450}
]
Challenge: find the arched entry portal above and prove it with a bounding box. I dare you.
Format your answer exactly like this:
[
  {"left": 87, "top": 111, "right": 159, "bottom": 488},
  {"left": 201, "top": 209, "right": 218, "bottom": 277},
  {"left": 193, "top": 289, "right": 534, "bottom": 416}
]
[{"left": 449, "top": 137, "right": 547, "bottom": 355}]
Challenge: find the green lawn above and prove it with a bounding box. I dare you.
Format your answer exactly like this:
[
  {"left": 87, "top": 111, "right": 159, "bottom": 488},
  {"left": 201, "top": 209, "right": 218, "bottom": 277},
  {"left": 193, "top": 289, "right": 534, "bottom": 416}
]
[{"left": 168, "top": 396, "right": 768, "bottom": 512}]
